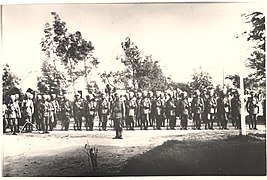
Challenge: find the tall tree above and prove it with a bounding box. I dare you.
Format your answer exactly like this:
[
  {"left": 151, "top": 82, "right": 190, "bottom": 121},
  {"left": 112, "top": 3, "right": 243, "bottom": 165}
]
[
  {"left": 117, "top": 37, "right": 142, "bottom": 89},
  {"left": 189, "top": 67, "right": 213, "bottom": 94},
  {"left": 40, "top": 12, "right": 98, "bottom": 95},
  {"left": 2, "top": 64, "right": 21, "bottom": 103},
  {"left": 241, "top": 12, "right": 265, "bottom": 87}
]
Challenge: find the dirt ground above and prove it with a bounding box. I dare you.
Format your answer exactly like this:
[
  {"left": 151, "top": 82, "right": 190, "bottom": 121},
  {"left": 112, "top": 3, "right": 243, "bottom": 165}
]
[{"left": 2, "top": 124, "right": 266, "bottom": 177}]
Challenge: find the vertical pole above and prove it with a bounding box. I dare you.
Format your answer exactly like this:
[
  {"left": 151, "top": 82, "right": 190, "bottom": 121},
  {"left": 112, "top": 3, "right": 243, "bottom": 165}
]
[{"left": 240, "top": 76, "right": 246, "bottom": 135}]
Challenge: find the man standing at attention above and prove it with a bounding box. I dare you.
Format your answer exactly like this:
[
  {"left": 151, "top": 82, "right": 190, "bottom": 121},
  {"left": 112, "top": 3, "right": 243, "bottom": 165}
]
[{"left": 110, "top": 93, "right": 125, "bottom": 139}]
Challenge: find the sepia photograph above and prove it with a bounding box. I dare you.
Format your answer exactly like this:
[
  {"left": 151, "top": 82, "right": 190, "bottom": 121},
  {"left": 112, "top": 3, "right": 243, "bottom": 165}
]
[{"left": 1, "top": 1, "right": 266, "bottom": 177}]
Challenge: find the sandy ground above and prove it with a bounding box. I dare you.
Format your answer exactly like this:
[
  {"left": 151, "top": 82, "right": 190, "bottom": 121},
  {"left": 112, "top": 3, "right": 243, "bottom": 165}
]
[{"left": 2, "top": 123, "right": 266, "bottom": 177}]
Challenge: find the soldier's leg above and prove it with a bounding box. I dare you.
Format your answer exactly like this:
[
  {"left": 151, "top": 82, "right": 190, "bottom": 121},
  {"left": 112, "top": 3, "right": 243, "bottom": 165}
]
[
  {"left": 253, "top": 115, "right": 257, "bottom": 129},
  {"left": 65, "top": 116, "right": 70, "bottom": 131},
  {"left": 84, "top": 116, "right": 88, "bottom": 130},
  {"left": 12, "top": 118, "right": 17, "bottom": 135},
  {"left": 3, "top": 116, "right": 7, "bottom": 133},
  {"left": 45, "top": 117, "right": 49, "bottom": 133}
]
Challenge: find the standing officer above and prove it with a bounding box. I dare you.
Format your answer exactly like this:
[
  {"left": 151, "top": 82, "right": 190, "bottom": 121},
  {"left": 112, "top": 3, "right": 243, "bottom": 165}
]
[
  {"left": 166, "top": 92, "right": 177, "bottom": 130},
  {"left": 98, "top": 94, "right": 109, "bottom": 131},
  {"left": 217, "top": 91, "right": 230, "bottom": 130},
  {"left": 246, "top": 90, "right": 259, "bottom": 130},
  {"left": 180, "top": 92, "right": 190, "bottom": 130},
  {"left": 87, "top": 94, "right": 97, "bottom": 131},
  {"left": 50, "top": 94, "right": 60, "bottom": 128},
  {"left": 73, "top": 94, "right": 84, "bottom": 130},
  {"left": 202, "top": 90, "right": 210, "bottom": 130},
  {"left": 41, "top": 95, "right": 50, "bottom": 134},
  {"left": 35, "top": 94, "right": 43, "bottom": 130},
  {"left": 22, "top": 92, "right": 34, "bottom": 132},
  {"left": 148, "top": 91, "right": 156, "bottom": 129},
  {"left": 7, "top": 95, "right": 19, "bottom": 135},
  {"left": 110, "top": 93, "right": 124, "bottom": 139},
  {"left": 191, "top": 90, "right": 204, "bottom": 130},
  {"left": 155, "top": 91, "right": 164, "bottom": 130},
  {"left": 141, "top": 91, "right": 151, "bottom": 130},
  {"left": 135, "top": 92, "right": 142, "bottom": 128},
  {"left": 127, "top": 92, "right": 137, "bottom": 130},
  {"left": 231, "top": 91, "right": 241, "bottom": 129},
  {"left": 207, "top": 90, "right": 217, "bottom": 130},
  {"left": 61, "top": 94, "right": 72, "bottom": 131}
]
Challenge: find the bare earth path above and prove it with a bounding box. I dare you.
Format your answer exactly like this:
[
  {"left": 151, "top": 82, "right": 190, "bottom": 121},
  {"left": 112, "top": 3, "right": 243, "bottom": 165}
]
[{"left": 2, "top": 125, "right": 266, "bottom": 177}]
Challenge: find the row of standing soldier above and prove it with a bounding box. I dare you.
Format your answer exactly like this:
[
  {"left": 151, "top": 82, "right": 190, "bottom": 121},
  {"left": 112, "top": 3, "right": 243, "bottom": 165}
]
[{"left": 3, "top": 88, "right": 265, "bottom": 137}]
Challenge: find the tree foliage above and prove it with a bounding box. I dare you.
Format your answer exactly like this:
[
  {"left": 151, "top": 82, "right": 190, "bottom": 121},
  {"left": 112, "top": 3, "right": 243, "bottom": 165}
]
[
  {"left": 39, "top": 12, "right": 99, "bottom": 95},
  {"left": 241, "top": 12, "right": 265, "bottom": 86},
  {"left": 2, "top": 64, "right": 21, "bottom": 103},
  {"left": 115, "top": 37, "right": 169, "bottom": 91},
  {"left": 189, "top": 67, "right": 213, "bottom": 94}
]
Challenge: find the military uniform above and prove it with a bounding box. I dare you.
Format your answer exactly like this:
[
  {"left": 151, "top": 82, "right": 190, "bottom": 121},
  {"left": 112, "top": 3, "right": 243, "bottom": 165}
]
[
  {"left": 2, "top": 104, "right": 8, "bottom": 133},
  {"left": 141, "top": 96, "right": 151, "bottom": 130},
  {"left": 166, "top": 96, "right": 176, "bottom": 130},
  {"left": 179, "top": 96, "right": 190, "bottom": 130},
  {"left": 127, "top": 96, "right": 137, "bottom": 130},
  {"left": 73, "top": 95, "right": 84, "bottom": 130},
  {"left": 246, "top": 94, "right": 259, "bottom": 130},
  {"left": 41, "top": 96, "right": 49, "bottom": 133},
  {"left": 22, "top": 95, "right": 34, "bottom": 132},
  {"left": 111, "top": 94, "right": 124, "bottom": 139},
  {"left": 98, "top": 97, "right": 109, "bottom": 131},
  {"left": 191, "top": 94, "right": 204, "bottom": 130},
  {"left": 85, "top": 98, "right": 97, "bottom": 131},
  {"left": 155, "top": 96, "right": 164, "bottom": 130},
  {"left": 50, "top": 95, "right": 60, "bottom": 128},
  {"left": 207, "top": 95, "right": 217, "bottom": 129},
  {"left": 231, "top": 94, "right": 241, "bottom": 129},
  {"left": 217, "top": 95, "right": 230, "bottom": 130},
  {"left": 61, "top": 97, "right": 72, "bottom": 131},
  {"left": 7, "top": 95, "right": 20, "bottom": 135}
]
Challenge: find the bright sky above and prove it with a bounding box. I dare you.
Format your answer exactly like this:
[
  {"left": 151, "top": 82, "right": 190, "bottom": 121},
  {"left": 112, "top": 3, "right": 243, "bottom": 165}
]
[{"left": 2, "top": 2, "right": 266, "bottom": 91}]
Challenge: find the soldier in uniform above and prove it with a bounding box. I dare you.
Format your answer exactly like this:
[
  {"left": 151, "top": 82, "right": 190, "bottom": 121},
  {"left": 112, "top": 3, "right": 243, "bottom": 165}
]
[
  {"left": 217, "top": 91, "right": 230, "bottom": 130},
  {"left": 202, "top": 90, "right": 210, "bottom": 130},
  {"left": 191, "top": 90, "right": 204, "bottom": 130},
  {"left": 155, "top": 91, "right": 164, "bottom": 130},
  {"left": 3, "top": 103, "right": 8, "bottom": 133},
  {"left": 73, "top": 94, "right": 84, "bottom": 130},
  {"left": 166, "top": 92, "right": 177, "bottom": 130},
  {"left": 127, "top": 92, "right": 137, "bottom": 130},
  {"left": 98, "top": 94, "right": 109, "bottom": 131},
  {"left": 110, "top": 93, "right": 124, "bottom": 139},
  {"left": 135, "top": 92, "right": 142, "bottom": 127},
  {"left": 50, "top": 94, "right": 60, "bottom": 128},
  {"left": 35, "top": 94, "right": 43, "bottom": 130},
  {"left": 85, "top": 94, "right": 97, "bottom": 131},
  {"left": 22, "top": 92, "right": 34, "bottom": 132},
  {"left": 180, "top": 91, "right": 190, "bottom": 130},
  {"left": 207, "top": 90, "right": 217, "bottom": 130},
  {"left": 7, "top": 95, "right": 19, "bottom": 135},
  {"left": 61, "top": 94, "right": 72, "bottom": 131},
  {"left": 140, "top": 91, "right": 151, "bottom": 130},
  {"left": 41, "top": 95, "right": 50, "bottom": 134},
  {"left": 231, "top": 91, "right": 241, "bottom": 129},
  {"left": 148, "top": 91, "right": 156, "bottom": 129},
  {"left": 14, "top": 94, "right": 22, "bottom": 132},
  {"left": 246, "top": 90, "right": 259, "bottom": 130}
]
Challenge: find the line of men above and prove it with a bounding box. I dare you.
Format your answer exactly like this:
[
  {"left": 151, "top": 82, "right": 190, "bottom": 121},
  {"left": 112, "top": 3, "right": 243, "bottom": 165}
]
[{"left": 2, "top": 87, "right": 265, "bottom": 136}]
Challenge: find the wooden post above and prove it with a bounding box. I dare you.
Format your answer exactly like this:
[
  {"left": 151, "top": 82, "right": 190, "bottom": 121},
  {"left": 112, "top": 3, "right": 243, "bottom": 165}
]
[{"left": 240, "top": 76, "right": 246, "bottom": 136}]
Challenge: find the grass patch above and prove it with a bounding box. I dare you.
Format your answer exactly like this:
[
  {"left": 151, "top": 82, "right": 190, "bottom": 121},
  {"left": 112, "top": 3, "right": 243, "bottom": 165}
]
[{"left": 119, "top": 135, "right": 266, "bottom": 176}]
